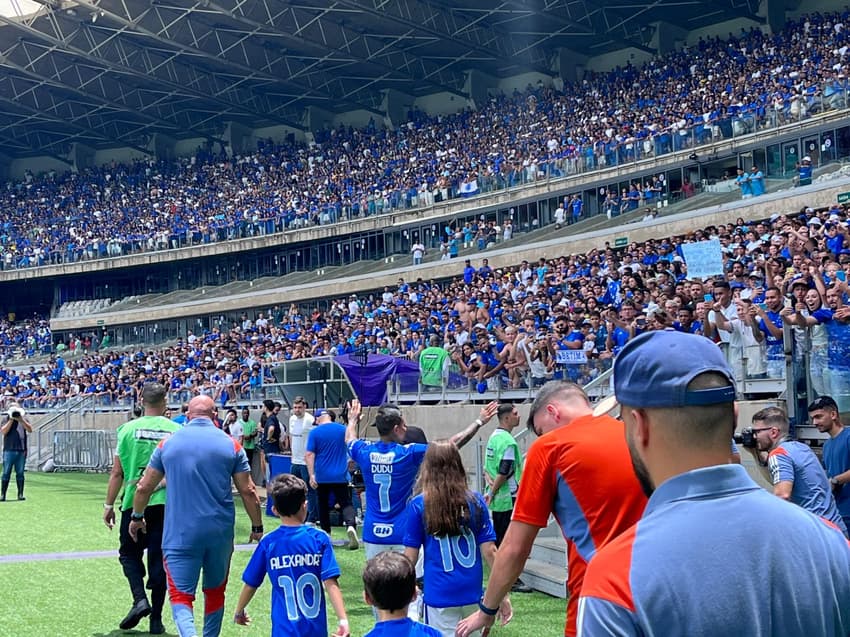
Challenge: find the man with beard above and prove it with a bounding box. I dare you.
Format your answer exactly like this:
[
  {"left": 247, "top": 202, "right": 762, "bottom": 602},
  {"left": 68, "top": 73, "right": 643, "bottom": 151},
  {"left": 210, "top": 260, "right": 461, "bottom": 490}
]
[
  {"left": 457, "top": 381, "right": 646, "bottom": 637},
  {"left": 577, "top": 331, "right": 850, "bottom": 636}
]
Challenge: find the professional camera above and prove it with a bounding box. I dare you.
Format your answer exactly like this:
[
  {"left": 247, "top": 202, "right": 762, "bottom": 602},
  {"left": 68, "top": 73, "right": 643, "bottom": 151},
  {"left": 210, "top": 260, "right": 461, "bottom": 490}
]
[
  {"left": 733, "top": 428, "right": 757, "bottom": 449},
  {"left": 7, "top": 406, "right": 25, "bottom": 420}
]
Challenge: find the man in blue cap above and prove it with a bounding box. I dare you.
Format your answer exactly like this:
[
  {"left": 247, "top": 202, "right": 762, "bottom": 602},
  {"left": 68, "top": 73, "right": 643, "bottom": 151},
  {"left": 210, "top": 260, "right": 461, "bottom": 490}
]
[{"left": 578, "top": 330, "right": 850, "bottom": 636}]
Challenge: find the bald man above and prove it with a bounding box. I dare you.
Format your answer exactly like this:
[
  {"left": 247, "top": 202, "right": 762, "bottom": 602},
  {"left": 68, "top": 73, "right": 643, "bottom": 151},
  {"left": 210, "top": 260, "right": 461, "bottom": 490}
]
[{"left": 130, "top": 395, "right": 264, "bottom": 637}]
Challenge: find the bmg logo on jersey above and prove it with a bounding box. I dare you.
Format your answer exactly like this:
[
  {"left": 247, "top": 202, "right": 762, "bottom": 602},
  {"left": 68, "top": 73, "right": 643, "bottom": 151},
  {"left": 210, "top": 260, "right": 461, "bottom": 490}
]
[{"left": 372, "top": 523, "right": 394, "bottom": 538}]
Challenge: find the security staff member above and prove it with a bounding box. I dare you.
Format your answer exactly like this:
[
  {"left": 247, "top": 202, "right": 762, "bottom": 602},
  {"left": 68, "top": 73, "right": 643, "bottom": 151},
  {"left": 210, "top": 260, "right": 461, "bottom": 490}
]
[{"left": 103, "top": 383, "right": 178, "bottom": 634}]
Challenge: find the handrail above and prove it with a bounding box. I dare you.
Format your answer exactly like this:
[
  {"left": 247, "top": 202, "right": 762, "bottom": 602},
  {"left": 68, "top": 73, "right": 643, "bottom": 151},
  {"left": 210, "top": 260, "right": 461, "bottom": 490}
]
[{"left": 27, "top": 394, "right": 95, "bottom": 470}]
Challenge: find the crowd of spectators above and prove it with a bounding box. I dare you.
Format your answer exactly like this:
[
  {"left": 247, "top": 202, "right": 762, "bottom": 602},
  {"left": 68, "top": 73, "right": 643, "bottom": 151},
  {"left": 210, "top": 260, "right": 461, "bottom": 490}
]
[
  {"left": 0, "top": 318, "right": 51, "bottom": 362},
  {"left": 4, "top": 201, "right": 849, "bottom": 411},
  {"left": 1, "top": 11, "right": 850, "bottom": 268}
]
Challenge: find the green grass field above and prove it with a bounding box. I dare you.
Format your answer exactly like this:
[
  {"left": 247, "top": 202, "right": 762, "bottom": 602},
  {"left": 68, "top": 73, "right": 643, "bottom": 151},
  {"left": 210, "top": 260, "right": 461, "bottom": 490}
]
[{"left": 0, "top": 473, "right": 565, "bottom": 637}]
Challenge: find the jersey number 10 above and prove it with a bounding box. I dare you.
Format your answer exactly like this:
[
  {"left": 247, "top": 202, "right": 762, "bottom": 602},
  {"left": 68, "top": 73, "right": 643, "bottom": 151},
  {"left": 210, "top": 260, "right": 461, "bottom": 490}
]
[{"left": 278, "top": 573, "right": 322, "bottom": 621}]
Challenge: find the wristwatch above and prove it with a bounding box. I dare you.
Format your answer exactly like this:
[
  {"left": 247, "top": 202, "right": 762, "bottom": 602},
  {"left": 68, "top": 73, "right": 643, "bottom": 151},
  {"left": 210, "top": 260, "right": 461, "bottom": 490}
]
[
  {"left": 130, "top": 511, "right": 145, "bottom": 521},
  {"left": 830, "top": 477, "right": 840, "bottom": 488}
]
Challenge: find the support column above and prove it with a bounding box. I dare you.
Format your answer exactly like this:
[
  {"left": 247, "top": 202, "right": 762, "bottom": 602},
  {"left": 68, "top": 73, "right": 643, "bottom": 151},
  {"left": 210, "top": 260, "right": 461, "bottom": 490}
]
[
  {"left": 381, "top": 89, "right": 415, "bottom": 129},
  {"left": 0, "top": 151, "right": 10, "bottom": 181},
  {"left": 224, "top": 121, "right": 252, "bottom": 156},
  {"left": 554, "top": 48, "right": 588, "bottom": 86},
  {"left": 650, "top": 22, "right": 687, "bottom": 56},
  {"left": 70, "top": 142, "right": 95, "bottom": 171},
  {"left": 761, "top": 0, "right": 785, "bottom": 35},
  {"left": 148, "top": 133, "right": 176, "bottom": 162},
  {"left": 464, "top": 69, "right": 497, "bottom": 110}
]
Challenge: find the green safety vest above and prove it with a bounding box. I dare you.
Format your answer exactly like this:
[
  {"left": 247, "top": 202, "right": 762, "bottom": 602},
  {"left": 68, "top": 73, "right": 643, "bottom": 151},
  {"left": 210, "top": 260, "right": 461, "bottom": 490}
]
[
  {"left": 241, "top": 418, "right": 258, "bottom": 450},
  {"left": 116, "top": 415, "right": 179, "bottom": 511},
  {"left": 484, "top": 428, "right": 522, "bottom": 513},
  {"left": 419, "top": 346, "right": 449, "bottom": 386}
]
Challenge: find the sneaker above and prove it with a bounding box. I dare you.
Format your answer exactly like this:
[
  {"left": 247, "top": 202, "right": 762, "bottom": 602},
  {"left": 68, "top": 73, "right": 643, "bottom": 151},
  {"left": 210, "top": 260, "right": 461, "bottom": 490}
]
[
  {"left": 346, "top": 525, "right": 359, "bottom": 550},
  {"left": 511, "top": 579, "right": 534, "bottom": 594},
  {"left": 17, "top": 495, "right": 25, "bottom": 501},
  {"left": 149, "top": 617, "right": 165, "bottom": 635},
  {"left": 119, "top": 599, "right": 151, "bottom": 630}
]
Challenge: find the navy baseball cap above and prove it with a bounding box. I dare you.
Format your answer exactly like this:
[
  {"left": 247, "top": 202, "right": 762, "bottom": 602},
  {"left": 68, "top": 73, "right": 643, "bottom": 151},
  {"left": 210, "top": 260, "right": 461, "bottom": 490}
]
[
  {"left": 593, "top": 331, "right": 736, "bottom": 416},
  {"left": 313, "top": 408, "right": 327, "bottom": 419}
]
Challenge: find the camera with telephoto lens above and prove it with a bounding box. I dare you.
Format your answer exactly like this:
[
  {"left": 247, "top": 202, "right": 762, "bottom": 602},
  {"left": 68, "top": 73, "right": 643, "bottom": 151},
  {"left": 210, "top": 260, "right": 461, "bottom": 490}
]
[{"left": 733, "top": 428, "right": 757, "bottom": 449}]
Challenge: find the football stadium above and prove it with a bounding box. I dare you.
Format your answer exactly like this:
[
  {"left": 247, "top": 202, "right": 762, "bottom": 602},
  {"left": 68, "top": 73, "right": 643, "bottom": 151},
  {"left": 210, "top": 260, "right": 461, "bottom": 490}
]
[{"left": 1, "top": 0, "right": 850, "bottom": 634}]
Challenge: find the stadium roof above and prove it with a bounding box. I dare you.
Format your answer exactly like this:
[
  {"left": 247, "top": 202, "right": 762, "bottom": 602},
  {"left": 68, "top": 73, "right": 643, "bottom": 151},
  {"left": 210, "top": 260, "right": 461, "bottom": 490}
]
[{"left": 0, "top": 0, "right": 764, "bottom": 159}]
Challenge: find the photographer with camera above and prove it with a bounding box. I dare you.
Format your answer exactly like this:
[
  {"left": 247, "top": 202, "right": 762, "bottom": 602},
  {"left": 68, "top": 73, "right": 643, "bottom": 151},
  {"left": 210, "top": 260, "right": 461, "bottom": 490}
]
[
  {"left": 1, "top": 403, "right": 32, "bottom": 501},
  {"left": 741, "top": 406, "right": 848, "bottom": 537}
]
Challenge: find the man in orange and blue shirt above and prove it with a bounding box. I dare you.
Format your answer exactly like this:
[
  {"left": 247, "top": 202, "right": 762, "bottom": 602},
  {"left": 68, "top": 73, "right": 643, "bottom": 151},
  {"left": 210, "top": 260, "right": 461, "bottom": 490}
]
[{"left": 456, "top": 381, "right": 647, "bottom": 637}]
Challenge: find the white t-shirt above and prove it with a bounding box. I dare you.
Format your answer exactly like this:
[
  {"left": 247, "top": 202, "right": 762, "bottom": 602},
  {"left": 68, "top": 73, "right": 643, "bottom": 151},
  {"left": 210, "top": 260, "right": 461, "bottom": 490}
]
[
  {"left": 229, "top": 421, "right": 244, "bottom": 444},
  {"left": 289, "top": 413, "right": 316, "bottom": 465}
]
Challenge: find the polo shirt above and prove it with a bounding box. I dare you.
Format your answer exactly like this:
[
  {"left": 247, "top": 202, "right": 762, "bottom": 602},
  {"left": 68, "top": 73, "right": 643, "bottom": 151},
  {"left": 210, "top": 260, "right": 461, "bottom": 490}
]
[
  {"left": 148, "top": 417, "right": 251, "bottom": 549},
  {"left": 768, "top": 440, "right": 848, "bottom": 536},
  {"left": 577, "top": 464, "right": 850, "bottom": 636},
  {"left": 824, "top": 427, "right": 850, "bottom": 527},
  {"left": 512, "top": 414, "right": 647, "bottom": 636}
]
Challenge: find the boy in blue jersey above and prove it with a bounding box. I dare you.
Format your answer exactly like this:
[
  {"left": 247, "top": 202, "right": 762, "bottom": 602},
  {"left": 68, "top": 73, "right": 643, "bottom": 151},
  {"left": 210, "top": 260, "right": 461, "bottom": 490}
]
[
  {"left": 363, "top": 552, "right": 441, "bottom": 637},
  {"left": 234, "top": 474, "right": 350, "bottom": 637}
]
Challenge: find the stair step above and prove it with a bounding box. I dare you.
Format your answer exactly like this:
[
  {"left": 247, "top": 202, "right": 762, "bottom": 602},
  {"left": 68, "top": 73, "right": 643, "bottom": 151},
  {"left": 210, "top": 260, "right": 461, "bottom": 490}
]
[
  {"left": 529, "top": 536, "right": 566, "bottom": 566},
  {"left": 520, "top": 558, "right": 567, "bottom": 599}
]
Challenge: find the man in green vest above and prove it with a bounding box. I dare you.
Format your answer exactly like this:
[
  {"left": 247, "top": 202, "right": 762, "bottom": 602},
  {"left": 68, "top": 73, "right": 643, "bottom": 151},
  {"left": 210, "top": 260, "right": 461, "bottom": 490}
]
[
  {"left": 484, "top": 402, "right": 532, "bottom": 593},
  {"left": 418, "top": 335, "right": 449, "bottom": 389},
  {"left": 102, "top": 383, "right": 179, "bottom": 634}
]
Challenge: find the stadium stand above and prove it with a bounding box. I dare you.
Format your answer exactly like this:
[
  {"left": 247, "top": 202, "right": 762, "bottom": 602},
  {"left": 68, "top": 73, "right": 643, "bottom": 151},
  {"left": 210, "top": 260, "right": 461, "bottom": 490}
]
[{"left": 1, "top": 12, "right": 850, "bottom": 269}]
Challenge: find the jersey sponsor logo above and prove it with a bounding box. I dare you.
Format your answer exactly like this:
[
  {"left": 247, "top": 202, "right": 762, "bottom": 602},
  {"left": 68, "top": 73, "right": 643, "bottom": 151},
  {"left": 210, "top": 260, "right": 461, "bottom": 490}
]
[
  {"left": 372, "top": 523, "right": 394, "bottom": 538},
  {"left": 134, "top": 429, "right": 171, "bottom": 442},
  {"left": 269, "top": 553, "right": 322, "bottom": 570},
  {"left": 369, "top": 451, "right": 396, "bottom": 464}
]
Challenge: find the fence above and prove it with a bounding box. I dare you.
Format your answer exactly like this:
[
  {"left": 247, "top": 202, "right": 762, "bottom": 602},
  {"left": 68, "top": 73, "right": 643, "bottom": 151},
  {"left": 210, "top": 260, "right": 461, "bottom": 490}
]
[{"left": 52, "top": 430, "right": 114, "bottom": 472}]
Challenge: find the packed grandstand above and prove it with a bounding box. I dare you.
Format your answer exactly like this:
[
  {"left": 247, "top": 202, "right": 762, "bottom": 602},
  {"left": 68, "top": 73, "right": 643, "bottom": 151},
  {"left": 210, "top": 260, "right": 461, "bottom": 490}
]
[
  {"left": 1, "top": 11, "right": 850, "bottom": 267},
  {"left": 0, "top": 8, "right": 846, "bottom": 419}
]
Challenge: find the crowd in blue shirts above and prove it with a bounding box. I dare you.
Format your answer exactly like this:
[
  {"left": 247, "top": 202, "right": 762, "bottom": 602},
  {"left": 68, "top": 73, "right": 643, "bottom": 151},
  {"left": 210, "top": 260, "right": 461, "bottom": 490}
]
[
  {"left": 5, "top": 201, "right": 849, "bottom": 411},
  {"left": 2, "top": 11, "right": 850, "bottom": 269}
]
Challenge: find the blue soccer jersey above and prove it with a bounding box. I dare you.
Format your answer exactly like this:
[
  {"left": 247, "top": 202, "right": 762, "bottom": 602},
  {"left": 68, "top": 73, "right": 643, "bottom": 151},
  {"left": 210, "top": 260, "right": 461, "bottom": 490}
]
[
  {"left": 365, "top": 618, "right": 442, "bottom": 637},
  {"left": 403, "top": 492, "right": 496, "bottom": 608},
  {"left": 241, "top": 524, "right": 341, "bottom": 637},
  {"left": 823, "top": 428, "right": 850, "bottom": 527},
  {"left": 348, "top": 440, "right": 427, "bottom": 544},
  {"left": 768, "top": 440, "right": 848, "bottom": 536}
]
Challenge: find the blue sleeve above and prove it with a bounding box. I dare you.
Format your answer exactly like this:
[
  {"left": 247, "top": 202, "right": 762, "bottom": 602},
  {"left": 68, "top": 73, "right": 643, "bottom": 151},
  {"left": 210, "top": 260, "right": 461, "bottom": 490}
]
[
  {"left": 768, "top": 449, "right": 795, "bottom": 485},
  {"left": 577, "top": 596, "right": 641, "bottom": 637},
  {"left": 148, "top": 444, "right": 165, "bottom": 474},
  {"left": 306, "top": 429, "right": 317, "bottom": 453},
  {"left": 403, "top": 498, "right": 425, "bottom": 549},
  {"left": 347, "top": 439, "right": 365, "bottom": 464},
  {"left": 320, "top": 534, "right": 341, "bottom": 581},
  {"left": 473, "top": 494, "right": 497, "bottom": 545},
  {"left": 241, "top": 542, "right": 268, "bottom": 588},
  {"left": 233, "top": 447, "right": 250, "bottom": 475},
  {"left": 408, "top": 443, "right": 428, "bottom": 461},
  {"left": 731, "top": 439, "right": 740, "bottom": 455}
]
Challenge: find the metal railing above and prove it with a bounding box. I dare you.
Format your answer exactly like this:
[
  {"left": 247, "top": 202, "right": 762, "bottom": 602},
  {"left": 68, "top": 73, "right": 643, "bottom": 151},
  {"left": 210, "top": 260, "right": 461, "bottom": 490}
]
[
  {"left": 52, "top": 430, "right": 113, "bottom": 472},
  {"left": 26, "top": 394, "right": 96, "bottom": 470}
]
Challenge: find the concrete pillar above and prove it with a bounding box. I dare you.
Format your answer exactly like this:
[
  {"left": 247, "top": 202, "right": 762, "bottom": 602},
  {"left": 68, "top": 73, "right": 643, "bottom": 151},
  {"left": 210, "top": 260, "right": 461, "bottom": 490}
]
[
  {"left": 650, "top": 22, "right": 687, "bottom": 56},
  {"left": 0, "top": 151, "right": 10, "bottom": 181},
  {"left": 464, "top": 69, "right": 497, "bottom": 110},
  {"left": 70, "top": 142, "right": 95, "bottom": 171},
  {"left": 148, "top": 133, "right": 176, "bottom": 162},
  {"left": 304, "top": 106, "right": 334, "bottom": 135},
  {"left": 554, "top": 48, "right": 588, "bottom": 85},
  {"left": 224, "top": 121, "right": 252, "bottom": 156},
  {"left": 761, "top": 0, "right": 785, "bottom": 35},
  {"left": 381, "top": 88, "right": 415, "bottom": 129}
]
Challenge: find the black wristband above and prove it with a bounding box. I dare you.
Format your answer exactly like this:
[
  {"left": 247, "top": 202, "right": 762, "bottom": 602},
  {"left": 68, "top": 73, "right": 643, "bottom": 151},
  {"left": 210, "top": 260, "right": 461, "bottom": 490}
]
[
  {"left": 478, "top": 597, "right": 498, "bottom": 616},
  {"left": 251, "top": 525, "right": 264, "bottom": 534},
  {"left": 130, "top": 511, "right": 144, "bottom": 521}
]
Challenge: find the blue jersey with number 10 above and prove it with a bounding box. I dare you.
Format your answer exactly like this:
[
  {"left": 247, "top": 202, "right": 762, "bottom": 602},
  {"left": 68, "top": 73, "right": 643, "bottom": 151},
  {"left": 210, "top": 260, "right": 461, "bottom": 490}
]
[
  {"left": 403, "top": 492, "right": 496, "bottom": 608},
  {"left": 348, "top": 439, "right": 428, "bottom": 544},
  {"left": 241, "top": 524, "right": 341, "bottom": 637}
]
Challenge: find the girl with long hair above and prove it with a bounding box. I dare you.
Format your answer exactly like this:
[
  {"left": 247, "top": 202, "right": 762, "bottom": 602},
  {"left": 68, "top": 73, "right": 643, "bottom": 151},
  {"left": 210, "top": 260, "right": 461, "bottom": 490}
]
[{"left": 403, "top": 441, "right": 511, "bottom": 637}]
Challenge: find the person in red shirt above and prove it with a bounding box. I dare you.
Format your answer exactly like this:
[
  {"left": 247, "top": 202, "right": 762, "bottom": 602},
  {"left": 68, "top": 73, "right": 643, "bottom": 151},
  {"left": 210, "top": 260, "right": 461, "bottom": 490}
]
[{"left": 457, "top": 381, "right": 647, "bottom": 637}]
